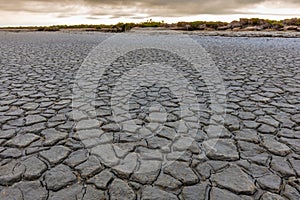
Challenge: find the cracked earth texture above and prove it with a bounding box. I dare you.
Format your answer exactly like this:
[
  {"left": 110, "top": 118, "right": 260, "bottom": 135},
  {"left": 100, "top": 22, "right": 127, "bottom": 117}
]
[{"left": 0, "top": 32, "right": 299, "bottom": 200}]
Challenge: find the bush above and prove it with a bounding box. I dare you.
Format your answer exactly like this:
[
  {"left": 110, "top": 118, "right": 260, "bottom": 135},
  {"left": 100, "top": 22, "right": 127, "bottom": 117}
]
[
  {"left": 37, "top": 26, "right": 60, "bottom": 31},
  {"left": 205, "top": 21, "right": 227, "bottom": 29},
  {"left": 250, "top": 18, "right": 260, "bottom": 25},
  {"left": 138, "top": 21, "right": 163, "bottom": 27},
  {"left": 283, "top": 18, "right": 300, "bottom": 26},
  {"left": 189, "top": 21, "right": 205, "bottom": 29},
  {"left": 271, "top": 22, "right": 284, "bottom": 30}
]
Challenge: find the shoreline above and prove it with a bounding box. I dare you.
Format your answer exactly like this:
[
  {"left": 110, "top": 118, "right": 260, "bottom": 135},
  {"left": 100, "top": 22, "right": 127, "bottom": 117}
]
[
  {"left": 1, "top": 28, "right": 300, "bottom": 38},
  {"left": 129, "top": 28, "right": 300, "bottom": 38}
]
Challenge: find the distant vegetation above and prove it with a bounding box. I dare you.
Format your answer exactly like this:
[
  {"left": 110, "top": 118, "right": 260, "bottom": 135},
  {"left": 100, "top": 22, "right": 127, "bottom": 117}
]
[
  {"left": 1, "top": 18, "right": 299, "bottom": 32},
  {"left": 174, "top": 18, "right": 300, "bottom": 31}
]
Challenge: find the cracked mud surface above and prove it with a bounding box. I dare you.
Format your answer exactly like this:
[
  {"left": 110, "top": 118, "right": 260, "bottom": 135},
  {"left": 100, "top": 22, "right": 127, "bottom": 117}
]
[{"left": 0, "top": 32, "right": 300, "bottom": 200}]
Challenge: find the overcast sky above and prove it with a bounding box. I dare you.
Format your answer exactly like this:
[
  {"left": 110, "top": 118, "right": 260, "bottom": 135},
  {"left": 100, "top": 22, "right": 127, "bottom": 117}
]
[{"left": 0, "top": 0, "right": 299, "bottom": 26}]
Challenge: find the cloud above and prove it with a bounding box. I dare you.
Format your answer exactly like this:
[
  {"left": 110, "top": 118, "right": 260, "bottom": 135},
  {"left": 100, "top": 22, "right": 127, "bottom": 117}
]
[
  {"left": 0, "top": 0, "right": 299, "bottom": 24},
  {"left": 0, "top": 0, "right": 300, "bottom": 17}
]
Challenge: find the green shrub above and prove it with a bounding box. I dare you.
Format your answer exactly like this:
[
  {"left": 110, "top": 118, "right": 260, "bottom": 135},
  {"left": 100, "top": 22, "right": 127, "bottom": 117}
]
[
  {"left": 271, "top": 22, "right": 284, "bottom": 29},
  {"left": 250, "top": 18, "right": 260, "bottom": 25},
  {"left": 189, "top": 21, "right": 205, "bottom": 29},
  {"left": 138, "top": 21, "right": 163, "bottom": 27},
  {"left": 205, "top": 21, "right": 227, "bottom": 29}
]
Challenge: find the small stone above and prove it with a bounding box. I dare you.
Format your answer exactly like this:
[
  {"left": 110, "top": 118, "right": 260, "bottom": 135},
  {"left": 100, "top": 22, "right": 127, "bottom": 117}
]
[
  {"left": 0, "top": 160, "right": 25, "bottom": 186},
  {"left": 182, "top": 183, "right": 208, "bottom": 200},
  {"left": 58, "top": 121, "right": 74, "bottom": 131},
  {"left": 173, "top": 136, "right": 194, "bottom": 151},
  {"left": 149, "top": 112, "right": 167, "bottom": 123},
  {"left": 261, "top": 192, "right": 285, "bottom": 200},
  {"left": 247, "top": 153, "right": 269, "bottom": 166},
  {"left": 257, "top": 174, "right": 282, "bottom": 193},
  {"left": 250, "top": 94, "right": 271, "bottom": 103},
  {"left": 0, "top": 105, "right": 9, "bottom": 112},
  {"left": 238, "top": 112, "right": 256, "bottom": 120},
  {"left": 22, "top": 103, "right": 39, "bottom": 110},
  {"left": 128, "top": 181, "right": 142, "bottom": 190},
  {"left": 188, "top": 141, "right": 201, "bottom": 154},
  {"left": 6, "top": 133, "right": 39, "bottom": 148},
  {"left": 0, "top": 116, "right": 15, "bottom": 125},
  {"left": 289, "top": 158, "right": 300, "bottom": 177},
  {"left": 195, "top": 162, "right": 212, "bottom": 180},
  {"left": 154, "top": 173, "right": 182, "bottom": 190},
  {"left": 203, "top": 139, "right": 239, "bottom": 161},
  {"left": 113, "top": 142, "right": 139, "bottom": 158},
  {"left": 67, "top": 110, "right": 88, "bottom": 121},
  {"left": 262, "top": 135, "right": 291, "bottom": 156},
  {"left": 22, "top": 122, "right": 46, "bottom": 134},
  {"left": 101, "top": 123, "right": 120, "bottom": 132},
  {"left": 237, "top": 161, "right": 269, "bottom": 178},
  {"left": 25, "top": 146, "right": 48, "bottom": 155},
  {"left": 164, "top": 161, "right": 199, "bottom": 185},
  {"left": 87, "top": 169, "right": 114, "bottom": 189},
  {"left": 83, "top": 185, "right": 106, "bottom": 200},
  {"left": 64, "top": 149, "right": 88, "bottom": 167},
  {"left": 64, "top": 138, "right": 84, "bottom": 150},
  {"left": 291, "top": 114, "right": 300, "bottom": 124},
  {"left": 0, "top": 139, "right": 5, "bottom": 145},
  {"left": 147, "top": 137, "right": 171, "bottom": 149},
  {"left": 48, "top": 183, "right": 84, "bottom": 200},
  {"left": 238, "top": 141, "right": 265, "bottom": 158},
  {"left": 131, "top": 160, "right": 161, "bottom": 184},
  {"left": 283, "top": 184, "right": 300, "bottom": 200},
  {"left": 41, "top": 129, "right": 68, "bottom": 146},
  {"left": 138, "top": 148, "right": 163, "bottom": 160},
  {"left": 257, "top": 116, "right": 280, "bottom": 128},
  {"left": 5, "top": 108, "right": 24, "bottom": 116},
  {"left": 279, "top": 138, "right": 300, "bottom": 154},
  {"left": 109, "top": 179, "right": 135, "bottom": 200},
  {"left": 25, "top": 115, "right": 47, "bottom": 125},
  {"left": 48, "top": 114, "right": 66, "bottom": 125},
  {"left": 141, "top": 186, "right": 178, "bottom": 200},
  {"left": 22, "top": 156, "right": 47, "bottom": 180},
  {"left": 39, "top": 145, "right": 71, "bottom": 166},
  {"left": 210, "top": 187, "right": 242, "bottom": 200},
  {"left": 271, "top": 156, "right": 295, "bottom": 177},
  {"left": 138, "top": 127, "right": 153, "bottom": 138},
  {"left": 0, "top": 148, "right": 22, "bottom": 158},
  {"left": 166, "top": 151, "right": 192, "bottom": 162},
  {"left": 243, "top": 120, "right": 259, "bottom": 129},
  {"left": 113, "top": 153, "right": 138, "bottom": 179},
  {"left": 224, "top": 114, "right": 240, "bottom": 131},
  {"left": 0, "top": 130, "right": 16, "bottom": 139},
  {"left": 45, "top": 164, "right": 77, "bottom": 191},
  {"left": 122, "top": 121, "right": 139, "bottom": 133},
  {"left": 0, "top": 188, "right": 23, "bottom": 200},
  {"left": 75, "top": 129, "right": 103, "bottom": 140},
  {"left": 234, "top": 129, "right": 259, "bottom": 143},
  {"left": 212, "top": 165, "right": 256, "bottom": 194},
  {"left": 76, "top": 119, "right": 101, "bottom": 130},
  {"left": 117, "top": 132, "right": 140, "bottom": 143},
  {"left": 7, "top": 118, "right": 25, "bottom": 127},
  {"left": 207, "top": 161, "right": 229, "bottom": 172},
  {"left": 91, "top": 144, "right": 119, "bottom": 166},
  {"left": 205, "top": 125, "right": 231, "bottom": 138},
  {"left": 75, "top": 156, "right": 104, "bottom": 179},
  {"left": 257, "top": 124, "right": 277, "bottom": 134},
  {"left": 157, "top": 126, "right": 177, "bottom": 140},
  {"left": 278, "top": 128, "right": 299, "bottom": 139},
  {"left": 14, "top": 181, "right": 47, "bottom": 200}
]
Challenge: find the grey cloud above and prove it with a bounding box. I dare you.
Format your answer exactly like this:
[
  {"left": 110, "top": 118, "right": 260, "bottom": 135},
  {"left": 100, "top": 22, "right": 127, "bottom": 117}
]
[{"left": 0, "top": 0, "right": 299, "bottom": 18}]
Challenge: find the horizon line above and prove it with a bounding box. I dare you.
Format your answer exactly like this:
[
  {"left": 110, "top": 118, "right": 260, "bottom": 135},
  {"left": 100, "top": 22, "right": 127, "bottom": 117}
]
[{"left": 1, "top": 17, "right": 299, "bottom": 28}]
